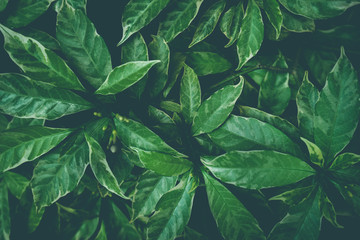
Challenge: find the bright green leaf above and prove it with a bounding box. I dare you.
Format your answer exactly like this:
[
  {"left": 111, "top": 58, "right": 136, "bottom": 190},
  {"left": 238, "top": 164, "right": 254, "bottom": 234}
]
[
  {"left": 202, "top": 170, "right": 265, "bottom": 240},
  {"left": 192, "top": 79, "right": 244, "bottom": 136},
  {"left": 158, "top": 0, "right": 204, "bottom": 42},
  {"left": 7, "top": 117, "right": 44, "bottom": 129},
  {"left": 209, "top": 115, "right": 303, "bottom": 158},
  {"left": 219, "top": 3, "right": 244, "bottom": 47},
  {"left": 201, "top": 150, "right": 314, "bottom": 189},
  {"left": 95, "top": 61, "right": 160, "bottom": 95},
  {"left": 258, "top": 53, "right": 291, "bottom": 115},
  {"left": 147, "top": 174, "right": 195, "bottom": 240},
  {"left": 119, "top": 0, "right": 171, "bottom": 45},
  {"left": 281, "top": 8, "right": 315, "bottom": 33},
  {"left": 296, "top": 72, "right": 320, "bottom": 142},
  {"left": 189, "top": 0, "right": 226, "bottom": 48},
  {"left": 329, "top": 153, "right": 360, "bottom": 184},
  {"left": 132, "top": 171, "right": 177, "bottom": 220},
  {"left": 134, "top": 148, "right": 192, "bottom": 176},
  {"left": 20, "top": 28, "right": 60, "bottom": 51},
  {"left": 263, "top": 0, "right": 283, "bottom": 39},
  {"left": 236, "top": 0, "right": 264, "bottom": 70},
  {"left": 270, "top": 186, "right": 314, "bottom": 206},
  {"left": 301, "top": 138, "right": 324, "bottom": 167},
  {"left": 186, "top": 52, "right": 232, "bottom": 76},
  {"left": 330, "top": 153, "right": 360, "bottom": 170},
  {"left": 85, "top": 134, "right": 127, "bottom": 199},
  {"left": 0, "top": 181, "right": 10, "bottom": 240},
  {"left": 4, "top": 0, "right": 55, "bottom": 28},
  {"left": 31, "top": 133, "right": 89, "bottom": 209},
  {"left": 314, "top": 48, "right": 360, "bottom": 162},
  {"left": 180, "top": 64, "right": 201, "bottom": 124},
  {"left": 3, "top": 171, "right": 29, "bottom": 199},
  {"left": 0, "top": 73, "right": 93, "bottom": 120},
  {"left": 56, "top": 1, "right": 112, "bottom": 89},
  {"left": 0, "top": 24, "right": 85, "bottom": 91},
  {"left": 0, "top": 126, "right": 72, "bottom": 172}
]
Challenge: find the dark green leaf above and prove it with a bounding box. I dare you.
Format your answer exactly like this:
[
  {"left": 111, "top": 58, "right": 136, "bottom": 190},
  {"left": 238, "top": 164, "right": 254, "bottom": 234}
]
[
  {"left": 0, "top": 73, "right": 93, "bottom": 120},
  {"left": 132, "top": 171, "right": 177, "bottom": 220},
  {"left": 114, "top": 116, "right": 185, "bottom": 157},
  {"left": 147, "top": 174, "right": 195, "bottom": 240},
  {"left": 0, "top": 24, "right": 85, "bottom": 91},
  {"left": 72, "top": 218, "right": 99, "bottom": 240},
  {"left": 186, "top": 52, "right": 232, "bottom": 76},
  {"left": 85, "top": 134, "right": 127, "bottom": 198},
  {"left": 314, "top": 48, "right": 360, "bottom": 161},
  {"left": 0, "top": 0, "right": 8, "bottom": 12},
  {"left": 270, "top": 186, "right": 314, "bottom": 206},
  {"left": 56, "top": 1, "right": 112, "bottom": 89},
  {"left": 3, "top": 171, "right": 29, "bottom": 199},
  {"left": 320, "top": 190, "right": 343, "bottom": 228},
  {"left": 219, "top": 3, "right": 244, "bottom": 47},
  {"left": 202, "top": 170, "right": 265, "bottom": 240},
  {"left": 329, "top": 153, "right": 360, "bottom": 184},
  {"left": 278, "top": 0, "right": 360, "bottom": 19},
  {"left": 0, "top": 181, "right": 10, "bottom": 240},
  {"left": 192, "top": 79, "right": 244, "bottom": 136},
  {"left": 281, "top": 8, "right": 315, "bottom": 33},
  {"left": 31, "top": 133, "right": 89, "bottom": 208},
  {"left": 296, "top": 72, "right": 320, "bottom": 142},
  {"left": 236, "top": 0, "right": 264, "bottom": 70},
  {"left": 158, "top": 0, "right": 204, "bottom": 42},
  {"left": 268, "top": 189, "right": 322, "bottom": 240},
  {"left": 330, "top": 153, "right": 360, "bottom": 170},
  {"left": 134, "top": 148, "right": 192, "bottom": 176},
  {"left": 263, "top": 0, "right": 283, "bottom": 39},
  {"left": 335, "top": 184, "right": 360, "bottom": 216},
  {"left": 95, "top": 61, "right": 160, "bottom": 95},
  {"left": 4, "top": 0, "right": 55, "bottom": 28},
  {"left": 28, "top": 203, "right": 45, "bottom": 233},
  {"left": 20, "top": 28, "right": 60, "bottom": 51},
  {"left": 201, "top": 150, "right": 314, "bottom": 189},
  {"left": 148, "top": 35, "right": 170, "bottom": 98},
  {"left": 163, "top": 52, "right": 186, "bottom": 97},
  {"left": 180, "top": 64, "right": 201, "bottom": 124},
  {"left": 0, "top": 126, "right": 72, "bottom": 172},
  {"left": 209, "top": 115, "right": 303, "bottom": 158},
  {"left": 258, "top": 53, "right": 291, "bottom": 115},
  {"left": 189, "top": 0, "right": 226, "bottom": 48},
  {"left": 7, "top": 117, "right": 44, "bottom": 129},
  {"left": 183, "top": 226, "right": 208, "bottom": 240},
  {"left": 0, "top": 114, "right": 9, "bottom": 131},
  {"left": 119, "top": 0, "right": 171, "bottom": 45}
]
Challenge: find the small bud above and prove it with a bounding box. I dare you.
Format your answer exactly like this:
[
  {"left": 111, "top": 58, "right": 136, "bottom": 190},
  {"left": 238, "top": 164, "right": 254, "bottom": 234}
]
[{"left": 110, "top": 145, "right": 117, "bottom": 153}]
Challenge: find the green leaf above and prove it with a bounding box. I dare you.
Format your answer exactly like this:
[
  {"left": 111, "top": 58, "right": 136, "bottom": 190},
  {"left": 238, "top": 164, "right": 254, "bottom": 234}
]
[
  {"left": 0, "top": 73, "right": 93, "bottom": 120},
  {"left": 0, "top": 114, "right": 9, "bottom": 131},
  {"left": 329, "top": 153, "right": 360, "bottom": 184},
  {"left": 201, "top": 150, "right": 314, "bottom": 189},
  {"left": 56, "top": 1, "right": 112, "bottom": 89},
  {"left": 85, "top": 134, "right": 127, "bottom": 199},
  {"left": 31, "top": 133, "right": 89, "bottom": 209},
  {"left": 314, "top": 48, "right": 360, "bottom": 162},
  {"left": 0, "top": 0, "right": 8, "bottom": 12},
  {"left": 95, "top": 61, "right": 160, "bottom": 95},
  {"left": 3, "top": 171, "right": 29, "bottom": 199},
  {"left": 281, "top": 8, "right": 315, "bottom": 33},
  {"left": 72, "top": 218, "right": 99, "bottom": 240},
  {"left": 4, "top": 0, "right": 55, "bottom": 28},
  {"left": 263, "top": 0, "right": 283, "bottom": 39},
  {"left": 278, "top": 0, "right": 360, "bottom": 19},
  {"left": 114, "top": 116, "right": 185, "bottom": 157},
  {"left": 301, "top": 138, "right": 324, "bottom": 167},
  {"left": 330, "top": 153, "right": 360, "bottom": 170},
  {"left": 28, "top": 203, "right": 45, "bottom": 233},
  {"left": 320, "top": 190, "right": 343, "bottom": 228},
  {"left": 236, "top": 0, "right": 264, "bottom": 70},
  {"left": 158, "top": 0, "right": 204, "bottom": 42},
  {"left": 0, "top": 181, "right": 10, "bottom": 240},
  {"left": 0, "top": 126, "right": 72, "bottom": 172},
  {"left": 209, "top": 115, "right": 303, "bottom": 158},
  {"left": 119, "top": 0, "right": 171, "bottom": 45},
  {"left": 296, "top": 72, "right": 320, "bottom": 142},
  {"left": 94, "top": 222, "right": 107, "bottom": 240},
  {"left": 202, "top": 170, "right": 265, "bottom": 240},
  {"left": 7, "top": 117, "right": 44, "bottom": 129},
  {"left": 183, "top": 226, "right": 208, "bottom": 240},
  {"left": 270, "top": 186, "right": 314, "bottom": 206},
  {"left": 132, "top": 171, "right": 177, "bottom": 220},
  {"left": 335, "top": 184, "right": 360, "bottom": 216},
  {"left": 237, "top": 105, "right": 300, "bottom": 141},
  {"left": 186, "top": 52, "right": 232, "bottom": 76},
  {"left": 192, "top": 79, "right": 244, "bottom": 136},
  {"left": 147, "top": 174, "right": 195, "bottom": 240},
  {"left": 0, "top": 24, "right": 85, "bottom": 91},
  {"left": 258, "top": 53, "right": 291, "bottom": 115},
  {"left": 148, "top": 35, "right": 170, "bottom": 98},
  {"left": 268, "top": 189, "right": 322, "bottom": 240},
  {"left": 121, "top": 33, "right": 149, "bottom": 99},
  {"left": 134, "top": 148, "right": 192, "bottom": 176},
  {"left": 20, "top": 28, "right": 60, "bottom": 51},
  {"left": 189, "top": 0, "right": 226, "bottom": 48},
  {"left": 219, "top": 3, "right": 244, "bottom": 47},
  {"left": 180, "top": 64, "right": 201, "bottom": 124},
  {"left": 55, "top": 0, "right": 88, "bottom": 13},
  {"left": 163, "top": 52, "right": 186, "bottom": 97}
]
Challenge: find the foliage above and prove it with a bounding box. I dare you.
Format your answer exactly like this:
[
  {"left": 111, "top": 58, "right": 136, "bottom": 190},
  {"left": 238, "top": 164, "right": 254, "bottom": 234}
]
[{"left": 0, "top": 0, "right": 360, "bottom": 239}]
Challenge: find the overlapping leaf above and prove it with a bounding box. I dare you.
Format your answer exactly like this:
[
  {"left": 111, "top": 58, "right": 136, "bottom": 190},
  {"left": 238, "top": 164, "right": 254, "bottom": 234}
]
[
  {"left": 219, "top": 2, "right": 244, "bottom": 47},
  {"left": 3, "top": 172, "right": 29, "bottom": 199},
  {"left": 263, "top": 0, "right": 283, "bottom": 39},
  {"left": 186, "top": 52, "right": 232, "bottom": 76},
  {"left": 0, "top": 181, "right": 10, "bottom": 240}
]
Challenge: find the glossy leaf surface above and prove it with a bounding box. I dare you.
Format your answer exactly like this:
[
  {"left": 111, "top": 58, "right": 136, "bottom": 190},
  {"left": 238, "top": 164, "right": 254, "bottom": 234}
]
[
  {"left": 201, "top": 150, "right": 314, "bottom": 189},
  {"left": 263, "top": 0, "right": 283, "bottom": 39},
  {"left": 186, "top": 52, "right": 232, "bottom": 76},
  {"left": 219, "top": 3, "right": 244, "bottom": 47},
  {"left": 0, "top": 126, "right": 72, "bottom": 172}
]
